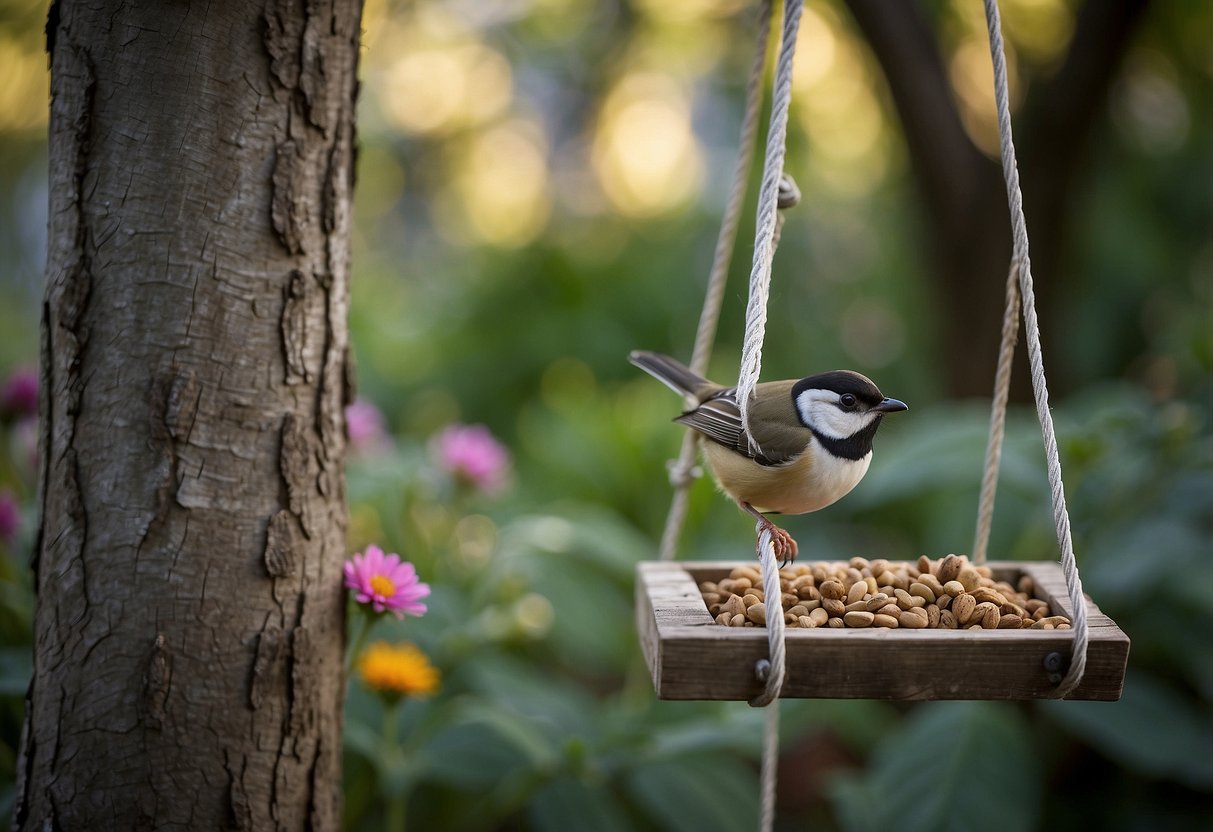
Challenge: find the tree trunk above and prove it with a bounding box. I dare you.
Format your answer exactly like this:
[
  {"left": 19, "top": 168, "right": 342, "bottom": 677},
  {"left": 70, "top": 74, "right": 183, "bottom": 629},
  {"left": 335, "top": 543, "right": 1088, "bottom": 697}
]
[{"left": 15, "top": 1, "right": 361, "bottom": 828}]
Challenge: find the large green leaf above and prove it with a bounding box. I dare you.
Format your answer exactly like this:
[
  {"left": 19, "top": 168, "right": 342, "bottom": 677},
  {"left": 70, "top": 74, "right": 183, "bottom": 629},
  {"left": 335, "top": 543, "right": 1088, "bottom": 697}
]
[
  {"left": 624, "top": 755, "right": 759, "bottom": 832},
  {"left": 1041, "top": 673, "right": 1213, "bottom": 791},
  {"left": 831, "top": 701, "right": 1040, "bottom": 832},
  {"left": 527, "top": 775, "right": 635, "bottom": 832}
]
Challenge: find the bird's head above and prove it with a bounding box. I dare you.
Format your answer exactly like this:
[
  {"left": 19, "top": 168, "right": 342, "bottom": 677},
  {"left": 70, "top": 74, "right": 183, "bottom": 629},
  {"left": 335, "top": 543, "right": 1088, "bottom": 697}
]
[{"left": 792, "top": 370, "right": 907, "bottom": 443}]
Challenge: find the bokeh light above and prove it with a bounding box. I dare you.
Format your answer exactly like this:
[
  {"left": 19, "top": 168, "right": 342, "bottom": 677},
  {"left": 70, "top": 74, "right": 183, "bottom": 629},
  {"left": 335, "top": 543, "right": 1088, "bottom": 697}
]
[
  {"left": 440, "top": 118, "right": 553, "bottom": 247},
  {"left": 591, "top": 72, "right": 704, "bottom": 218}
]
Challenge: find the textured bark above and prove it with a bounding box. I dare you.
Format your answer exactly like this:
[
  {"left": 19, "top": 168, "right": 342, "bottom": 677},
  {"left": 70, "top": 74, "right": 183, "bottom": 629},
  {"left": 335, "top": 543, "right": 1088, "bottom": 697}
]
[{"left": 16, "top": 1, "right": 362, "bottom": 829}]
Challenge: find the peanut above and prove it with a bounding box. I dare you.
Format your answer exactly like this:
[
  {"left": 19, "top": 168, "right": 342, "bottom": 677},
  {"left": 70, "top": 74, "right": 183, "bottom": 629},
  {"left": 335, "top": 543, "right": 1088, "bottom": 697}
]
[
  {"left": 746, "top": 602, "right": 767, "bottom": 626},
  {"left": 701, "top": 554, "right": 1070, "bottom": 631},
  {"left": 900, "top": 607, "right": 929, "bottom": 629},
  {"left": 847, "top": 581, "right": 868, "bottom": 604},
  {"left": 844, "top": 611, "right": 875, "bottom": 628}
]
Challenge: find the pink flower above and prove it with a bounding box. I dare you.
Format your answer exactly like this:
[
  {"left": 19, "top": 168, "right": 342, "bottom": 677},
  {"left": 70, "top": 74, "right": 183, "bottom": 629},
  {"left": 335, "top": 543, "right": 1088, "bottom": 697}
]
[
  {"left": 0, "top": 489, "right": 18, "bottom": 546},
  {"left": 345, "top": 399, "right": 391, "bottom": 454},
  {"left": 0, "top": 368, "right": 38, "bottom": 419},
  {"left": 344, "top": 544, "right": 429, "bottom": 618},
  {"left": 433, "top": 423, "right": 510, "bottom": 493}
]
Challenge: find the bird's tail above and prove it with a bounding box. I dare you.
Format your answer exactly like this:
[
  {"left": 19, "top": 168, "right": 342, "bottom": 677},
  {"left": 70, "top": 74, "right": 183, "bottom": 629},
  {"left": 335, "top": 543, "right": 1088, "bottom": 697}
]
[{"left": 629, "top": 351, "right": 709, "bottom": 397}]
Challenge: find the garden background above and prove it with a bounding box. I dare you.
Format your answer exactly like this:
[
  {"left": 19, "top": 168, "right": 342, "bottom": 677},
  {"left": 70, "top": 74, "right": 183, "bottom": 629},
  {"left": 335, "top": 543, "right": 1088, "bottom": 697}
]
[{"left": 0, "top": 0, "right": 1210, "bottom": 829}]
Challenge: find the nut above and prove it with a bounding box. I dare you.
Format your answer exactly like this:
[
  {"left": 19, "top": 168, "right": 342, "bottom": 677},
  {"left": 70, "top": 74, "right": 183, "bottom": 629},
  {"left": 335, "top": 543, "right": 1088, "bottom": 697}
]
[
  {"left": 909, "top": 582, "right": 936, "bottom": 604},
  {"left": 953, "top": 593, "right": 977, "bottom": 624},
  {"left": 823, "top": 598, "right": 846, "bottom": 617},
  {"left": 900, "top": 607, "right": 929, "bottom": 629},
  {"left": 873, "top": 613, "right": 899, "bottom": 628},
  {"left": 943, "top": 580, "right": 965, "bottom": 597},
  {"left": 957, "top": 566, "right": 981, "bottom": 592},
  {"left": 938, "top": 554, "right": 963, "bottom": 583},
  {"left": 746, "top": 602, "right": 767, "bottom": 626},
  {"left": 847, "top": 581, "right": 868, "bottom": 604},
  {"left": 864, "top": 593, "right": 890, "bottom": 612},
  {"left": 820, "top": 580, "right": 846, "bottom": 601},
  {"left": 844, "top": 611, "right": 875, "bottom": 628},
  {"left": 809, "top": 607, "right": 829, "bottom": 627},
  {"left": 974, "top": 602, "right": 1000, "bottom": 629},
  {"left": 926, "top": 604, "right": 941, "bottom": 628}
]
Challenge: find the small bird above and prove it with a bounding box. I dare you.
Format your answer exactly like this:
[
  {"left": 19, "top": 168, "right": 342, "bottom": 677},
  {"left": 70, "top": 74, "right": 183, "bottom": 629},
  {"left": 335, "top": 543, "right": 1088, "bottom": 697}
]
[{"left": 631, "top": 350, "right": 907, "bottom": 563}]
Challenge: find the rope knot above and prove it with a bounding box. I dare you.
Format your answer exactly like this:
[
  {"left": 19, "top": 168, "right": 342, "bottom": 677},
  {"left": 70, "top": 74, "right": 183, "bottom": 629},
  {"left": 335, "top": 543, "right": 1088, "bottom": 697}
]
[
  {"left": 666, "top": 457, "right": 702, "bottom": 489},
  {"left": 776, "top": 173, "right": 800, "bottom": 210}
]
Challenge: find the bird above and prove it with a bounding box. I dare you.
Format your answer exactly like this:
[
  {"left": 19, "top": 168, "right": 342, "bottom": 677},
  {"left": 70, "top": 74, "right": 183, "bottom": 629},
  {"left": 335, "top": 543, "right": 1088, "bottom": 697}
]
[{"left": 630, "top": 350, "right": 907, "bottom": 564}]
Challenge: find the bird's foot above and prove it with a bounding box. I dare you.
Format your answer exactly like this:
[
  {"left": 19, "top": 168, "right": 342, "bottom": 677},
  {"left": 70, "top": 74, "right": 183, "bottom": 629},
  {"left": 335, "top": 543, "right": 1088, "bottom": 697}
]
[{"left": 740, "top": 503, "right": 798, "bottom": 567}]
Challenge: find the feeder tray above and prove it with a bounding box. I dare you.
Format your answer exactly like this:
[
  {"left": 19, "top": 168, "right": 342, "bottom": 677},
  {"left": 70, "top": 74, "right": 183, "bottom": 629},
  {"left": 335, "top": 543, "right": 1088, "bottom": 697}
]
[{"left": 636, "top": 560, "right": 1128, "bottom": 701}]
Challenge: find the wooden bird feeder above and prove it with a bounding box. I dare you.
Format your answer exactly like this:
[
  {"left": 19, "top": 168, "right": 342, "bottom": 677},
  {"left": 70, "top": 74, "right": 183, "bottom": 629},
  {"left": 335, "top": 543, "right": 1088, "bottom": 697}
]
[{"left": 636, "top": 560, "right": 1129, "bottom": 701}]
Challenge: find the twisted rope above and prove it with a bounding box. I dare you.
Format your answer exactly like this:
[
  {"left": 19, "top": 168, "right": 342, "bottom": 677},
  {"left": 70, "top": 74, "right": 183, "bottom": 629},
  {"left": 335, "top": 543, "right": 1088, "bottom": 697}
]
[
  {"left": 749, "top": 528, "right": 785, "bottom": 832},
  {"left": 737, "top": 0, "right": 805, "bottom": 441},
  {"left": 973, "top": 261, "right": 1021, "bottom": 565},
  {"left": 658, "top": 0, "right": 773, "bottom": 562},
  {"left": 981, "top": 0, "right": 1088, "bottom": 696}
]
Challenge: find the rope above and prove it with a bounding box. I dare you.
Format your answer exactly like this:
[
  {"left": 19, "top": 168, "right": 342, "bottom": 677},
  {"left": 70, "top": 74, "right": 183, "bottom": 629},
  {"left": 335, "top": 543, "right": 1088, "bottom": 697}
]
[
  {"left": 736, "top": 4, "right": 804, "bottom": 828},
  {"left": 973, "top": 261, "right": 1021, "bottom": 565},
  {"left": 749, "top": 528, "right": 785, "bottom": 831},
  {"left": 981, "top": 0, "right": 1088, "bottom": 696},
  {"left": 658, "top": 0, "right": 773, "bottom": 562},
  {"left": 737, "top": 0, "right": 805, "bottom": 440}
]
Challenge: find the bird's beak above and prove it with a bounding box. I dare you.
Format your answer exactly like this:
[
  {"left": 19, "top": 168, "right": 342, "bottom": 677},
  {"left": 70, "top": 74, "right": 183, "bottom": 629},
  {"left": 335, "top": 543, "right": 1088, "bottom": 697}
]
[{"left": 873, "top": 397, "right": 908, "bottom": 413}]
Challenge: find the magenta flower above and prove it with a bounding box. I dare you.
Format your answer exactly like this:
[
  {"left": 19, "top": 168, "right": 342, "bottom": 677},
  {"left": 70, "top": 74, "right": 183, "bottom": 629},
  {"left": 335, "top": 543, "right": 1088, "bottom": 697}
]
[
  {"left": 0, "top": 368, "right": 38, "bottom": 419},
  {"left": 344, "top": 544, "right": 429, "bottom": 618},
  {"left": 433, "top": 423, "right": 510, "bottom": 493},
  {"left": 345, "top": 399, "right": 391, "bottom": 454},
  {"left": 0, "top": 489, "right": 18, "bottom": 546}
]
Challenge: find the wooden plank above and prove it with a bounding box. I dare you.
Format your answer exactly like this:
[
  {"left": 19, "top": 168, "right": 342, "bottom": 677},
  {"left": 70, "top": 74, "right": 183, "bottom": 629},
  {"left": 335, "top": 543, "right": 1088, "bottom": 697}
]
[{"left": 636, "top": 560, "right": 1129, "bottom": 701}]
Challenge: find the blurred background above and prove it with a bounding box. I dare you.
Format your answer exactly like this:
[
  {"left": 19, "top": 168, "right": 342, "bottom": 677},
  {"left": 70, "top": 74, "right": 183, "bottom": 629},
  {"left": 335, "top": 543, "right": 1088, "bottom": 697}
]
[{"left": 1, "top": 0, "right": 1210, "bottom": 829}]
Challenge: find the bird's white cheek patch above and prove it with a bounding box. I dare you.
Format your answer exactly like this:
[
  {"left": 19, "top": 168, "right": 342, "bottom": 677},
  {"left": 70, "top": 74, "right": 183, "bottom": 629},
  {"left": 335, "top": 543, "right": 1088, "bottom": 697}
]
[{"left": 796, "top": 391, "right": 877, "bottom": 440}]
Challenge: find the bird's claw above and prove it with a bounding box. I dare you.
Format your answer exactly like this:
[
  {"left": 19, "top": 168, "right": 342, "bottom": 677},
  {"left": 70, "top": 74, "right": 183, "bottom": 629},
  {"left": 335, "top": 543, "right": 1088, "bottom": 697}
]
[{"left": 756, "top": 522, "right": 798, "bottom": 568}]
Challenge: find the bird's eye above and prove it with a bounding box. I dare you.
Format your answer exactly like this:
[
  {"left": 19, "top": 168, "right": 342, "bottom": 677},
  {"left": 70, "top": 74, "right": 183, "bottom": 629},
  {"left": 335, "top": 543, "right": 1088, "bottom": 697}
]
[{"left": 840, "top": 394, "right": 857, "bottom": 409}]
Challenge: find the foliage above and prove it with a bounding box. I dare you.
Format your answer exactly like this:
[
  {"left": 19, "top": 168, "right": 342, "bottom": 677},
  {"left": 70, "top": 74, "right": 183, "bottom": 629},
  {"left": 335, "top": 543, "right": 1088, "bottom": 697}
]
[{"left": 1, "top": 0, "right": 1211, "bottom": 829}]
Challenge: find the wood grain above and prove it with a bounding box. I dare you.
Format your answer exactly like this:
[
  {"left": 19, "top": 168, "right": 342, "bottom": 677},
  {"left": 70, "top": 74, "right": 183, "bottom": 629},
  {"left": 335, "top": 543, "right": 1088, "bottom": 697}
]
[{"left": 637, "top": 561, "right": 1129, "bottom": 701}]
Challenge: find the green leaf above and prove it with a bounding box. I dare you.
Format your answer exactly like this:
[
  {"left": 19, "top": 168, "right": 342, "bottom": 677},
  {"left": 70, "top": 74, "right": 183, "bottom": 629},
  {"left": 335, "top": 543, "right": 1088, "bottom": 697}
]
[
  {"left": 527, "top": 775, "right": 635, "bottom": 832},
  {"left": 624, "top": 755, "right": 759, "bottom": 832},
  {"left": 1041, "top": 673, "right": 1213, "bottom": 790},
  {"left": 831, "top": 702, "right": 1040, "bottom": 832}
]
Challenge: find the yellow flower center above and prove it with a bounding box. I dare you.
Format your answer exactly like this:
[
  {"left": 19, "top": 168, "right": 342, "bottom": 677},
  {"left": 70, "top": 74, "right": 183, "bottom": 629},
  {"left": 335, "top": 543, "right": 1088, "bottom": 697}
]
[{"left": 370, "top": 574, "right": 396, "bottom": 598}]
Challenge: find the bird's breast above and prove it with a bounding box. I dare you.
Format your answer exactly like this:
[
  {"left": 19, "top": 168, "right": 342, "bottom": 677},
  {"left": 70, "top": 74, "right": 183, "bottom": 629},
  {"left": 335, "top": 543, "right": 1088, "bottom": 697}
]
[{"left": 702, "top": 442, "right": 873, "bottom": 515}]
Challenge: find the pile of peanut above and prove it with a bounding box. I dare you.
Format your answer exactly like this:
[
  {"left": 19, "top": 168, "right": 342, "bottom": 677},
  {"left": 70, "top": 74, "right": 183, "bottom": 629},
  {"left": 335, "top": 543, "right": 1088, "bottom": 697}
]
[{"left": 700, "top": 554, "right": 1071, "bottom": 630}]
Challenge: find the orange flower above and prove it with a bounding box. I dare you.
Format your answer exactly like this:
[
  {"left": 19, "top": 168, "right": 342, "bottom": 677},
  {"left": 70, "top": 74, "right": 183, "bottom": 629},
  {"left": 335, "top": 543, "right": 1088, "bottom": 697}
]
[{"left": 357, "top": 641, "right": 440, "bottom": 698}]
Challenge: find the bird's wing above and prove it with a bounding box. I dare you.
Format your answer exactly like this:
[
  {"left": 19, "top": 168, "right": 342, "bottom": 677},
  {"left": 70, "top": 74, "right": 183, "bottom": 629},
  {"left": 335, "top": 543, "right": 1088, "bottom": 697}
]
[{"left": 675, "top": 387, "right": 800, "bottom": 466}]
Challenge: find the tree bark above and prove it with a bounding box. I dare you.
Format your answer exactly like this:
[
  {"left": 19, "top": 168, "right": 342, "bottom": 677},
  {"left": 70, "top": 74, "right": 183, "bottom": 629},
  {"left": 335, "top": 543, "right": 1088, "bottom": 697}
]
[{"left": 16, "top": 1, "right": 361, "bottom": 829}]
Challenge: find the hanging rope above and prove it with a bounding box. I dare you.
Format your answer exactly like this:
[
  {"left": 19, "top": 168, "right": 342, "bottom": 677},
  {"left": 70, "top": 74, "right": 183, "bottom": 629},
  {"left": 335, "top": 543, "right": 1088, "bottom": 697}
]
[
  {"left": 737, "top": 0, "right": 805, "bottom": 440},
  {"left": 973, "top": 262, "right": 1021, "bottom": 564},
  {"left": 749, "top": 528, "right": 785, "bottom": 832},
  {"left": 980, "top": 0, "right": 1088, "bottom": 697},
  {"left": 658, "top": 0, "right": 773, "bottom": 562}
]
